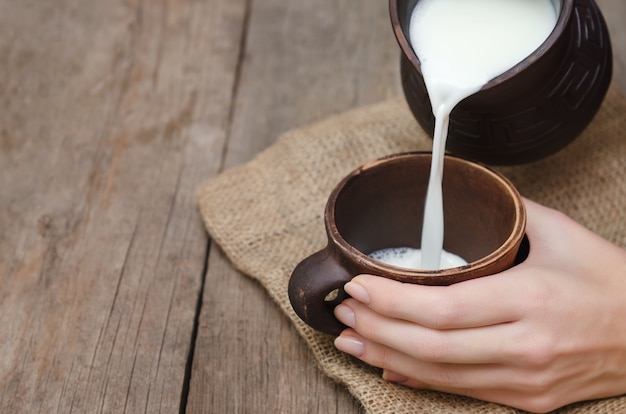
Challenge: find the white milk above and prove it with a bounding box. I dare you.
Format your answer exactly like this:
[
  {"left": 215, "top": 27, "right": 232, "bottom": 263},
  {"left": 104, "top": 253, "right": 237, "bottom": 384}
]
[
  {"left": 369, "top": 246, "right": 466, "bottom": 270},
  {"left": 409, "top": 0, "right": 558, "bottom": 270}
]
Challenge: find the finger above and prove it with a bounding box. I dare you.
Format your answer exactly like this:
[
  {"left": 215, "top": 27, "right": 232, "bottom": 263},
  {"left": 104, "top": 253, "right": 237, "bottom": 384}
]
[
  {"left": 521, "top": 197, "right": 595, "bottom": 266},
  {"left": 336, "top": 330, "right": 565, "bottom": 412},
  {"left": 345, "top": 273, "right": 527, "bottom": 329},
  {"left": 384, "top": 372, "right": 513, "bottom": 409},
  {"left": 335, "top": 329, "right": 538, "bottom": 393},
  {"left": 521, "top": 198, "right": 565, "bottom": 258},
  {"left": 394, "top": 376, "right": 557, "bottom": 414},
  {"left": 522, "top": 197, "right": 624, "bottom": 265},
  {"left": 336, "top": 299, "right": 524, "bottom": 365}
]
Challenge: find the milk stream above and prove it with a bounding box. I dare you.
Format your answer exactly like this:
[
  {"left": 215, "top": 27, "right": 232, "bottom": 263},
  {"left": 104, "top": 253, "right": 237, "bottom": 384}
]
[{"left": 370, "top": 0, "right": 558, "bottom": 271}]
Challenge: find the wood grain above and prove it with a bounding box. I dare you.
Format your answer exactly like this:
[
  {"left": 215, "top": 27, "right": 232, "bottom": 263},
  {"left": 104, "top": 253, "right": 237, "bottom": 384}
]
[
  {"left": 185, "top": 0, "right": 401, "bottom": 412},
  {"left": 0, "top": 0, "right": 239, "bottom": 412}
]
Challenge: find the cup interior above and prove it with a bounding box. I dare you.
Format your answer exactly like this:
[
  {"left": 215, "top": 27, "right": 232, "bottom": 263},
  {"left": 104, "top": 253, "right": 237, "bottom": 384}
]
[{"left": 331, "top": 153, "right": 521, "bottom": 266}]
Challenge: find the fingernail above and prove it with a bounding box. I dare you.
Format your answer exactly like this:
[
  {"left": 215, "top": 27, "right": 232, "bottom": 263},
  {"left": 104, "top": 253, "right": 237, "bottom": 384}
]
[
  {"left": 344, "top": 281, "right": 370, "bottom": 304},
  {"left": 383, "top": 370, "right": 409, "bottom": 384},
  {"left": 334, "top": 304, "right": 356, "bottom": 328},
  {"left": 334, "top": 334, "right": 365, "bottom": 357}
]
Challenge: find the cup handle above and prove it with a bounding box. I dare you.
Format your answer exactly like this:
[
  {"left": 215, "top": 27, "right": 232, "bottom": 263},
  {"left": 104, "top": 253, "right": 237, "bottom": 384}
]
[{"left": 288, "top": 247, "right": 353, "bottom": 336}]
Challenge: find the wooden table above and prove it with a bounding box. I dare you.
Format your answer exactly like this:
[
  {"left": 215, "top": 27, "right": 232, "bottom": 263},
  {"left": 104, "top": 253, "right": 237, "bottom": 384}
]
[{"left": 1, "top": 1, "right": 624, "bottom": 412}]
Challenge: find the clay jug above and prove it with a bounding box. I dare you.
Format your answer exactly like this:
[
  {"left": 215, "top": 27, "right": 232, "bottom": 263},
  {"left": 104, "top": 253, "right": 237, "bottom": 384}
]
[{"left": 390, "top": 0, "right": 613, "bottom": 165}]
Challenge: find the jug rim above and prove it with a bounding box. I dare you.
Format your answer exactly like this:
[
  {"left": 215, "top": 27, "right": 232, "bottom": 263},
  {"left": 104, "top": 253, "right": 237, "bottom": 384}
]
[{"left": 389, "top": 0, "right": 572, "bottom": 92}]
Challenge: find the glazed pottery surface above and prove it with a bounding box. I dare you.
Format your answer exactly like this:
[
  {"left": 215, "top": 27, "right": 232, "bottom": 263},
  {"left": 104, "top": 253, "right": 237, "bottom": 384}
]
[{"left": 390, "top": 0, "right": 613, "bottom": 165}]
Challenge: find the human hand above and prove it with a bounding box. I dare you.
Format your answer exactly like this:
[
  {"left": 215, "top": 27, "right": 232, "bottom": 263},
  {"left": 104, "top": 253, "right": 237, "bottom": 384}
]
[{"left": 333, "top": 198, "right": 626, "bottom": 413}]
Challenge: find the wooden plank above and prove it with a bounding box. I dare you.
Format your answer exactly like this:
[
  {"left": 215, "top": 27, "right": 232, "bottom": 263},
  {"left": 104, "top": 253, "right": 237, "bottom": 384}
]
[
  {"left": 186, "top": 0, "right": 402, "bottom": 412},
  {"left": 0, "top": 0, "right": 245, "bottom": 412}
]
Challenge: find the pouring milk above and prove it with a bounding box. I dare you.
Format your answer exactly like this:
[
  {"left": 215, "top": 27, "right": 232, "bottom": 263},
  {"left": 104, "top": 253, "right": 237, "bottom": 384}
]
[{"left": 369, "top": 0, "right": 558, "bottom": 270}]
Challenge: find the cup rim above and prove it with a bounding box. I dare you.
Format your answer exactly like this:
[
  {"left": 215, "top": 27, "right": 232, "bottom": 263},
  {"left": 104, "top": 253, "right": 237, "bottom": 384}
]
[
  {"left": 325, "top": 151, "right": 527, "bottom": 279},
  {"left": 388, "top": 0, "right": 572, "bottom": 92}
]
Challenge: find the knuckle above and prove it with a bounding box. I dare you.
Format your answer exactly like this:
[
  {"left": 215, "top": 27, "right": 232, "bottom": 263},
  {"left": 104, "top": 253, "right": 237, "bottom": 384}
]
[
  {"left": 429, "top": 294, "right": 461, "bottom": 329},
  {"left": 422, "top": 363, "right": 458, "bottom": 387},
  {"left": 416, "top": 332, "right": 450, "bottom": 362},
  {"left": 519, "top": 370, "right": 557, "bottom": 393},
  {"left": 517, "top": 333, "right": 558, "bottom": 368},
  {"left": 365, "top": 285, "right": 400, "bottom": 316},
  {"left": 356, "top": 311, "right": 379, "bottom": 335},
  {"left": 378, "top": 347, "right": 397, "bottom": 371},
  {"left": 508, "top": 324, "right": 559, "bottom": 368},
  {"left": 519, "top": 394, "right": 562, "bottom": 413},
  {"left": 379, "top": 294, "right": 402, "bottom": 316}
]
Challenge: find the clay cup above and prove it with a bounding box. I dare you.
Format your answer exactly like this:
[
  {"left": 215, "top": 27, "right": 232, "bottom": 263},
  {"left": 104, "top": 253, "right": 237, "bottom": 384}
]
[{"left": 288, "top": 152, "right": 527, "bottom": 336}]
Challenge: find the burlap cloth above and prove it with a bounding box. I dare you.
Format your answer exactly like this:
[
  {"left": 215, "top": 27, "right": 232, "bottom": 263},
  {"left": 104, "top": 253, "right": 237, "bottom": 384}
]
[{"left": 197, "top": 84, "right": 626, "bottom": 413}]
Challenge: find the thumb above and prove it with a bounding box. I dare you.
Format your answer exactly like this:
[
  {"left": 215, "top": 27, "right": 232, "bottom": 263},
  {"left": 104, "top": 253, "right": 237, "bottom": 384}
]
[{"left": 519, "top": 197, "right": 573, "bottom": 265}]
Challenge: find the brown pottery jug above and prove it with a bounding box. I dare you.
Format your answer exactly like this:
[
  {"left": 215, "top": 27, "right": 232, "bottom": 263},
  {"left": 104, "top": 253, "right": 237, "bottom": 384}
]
[{"left": 390, "top": 0, "right": 613, "bottom": 165}]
